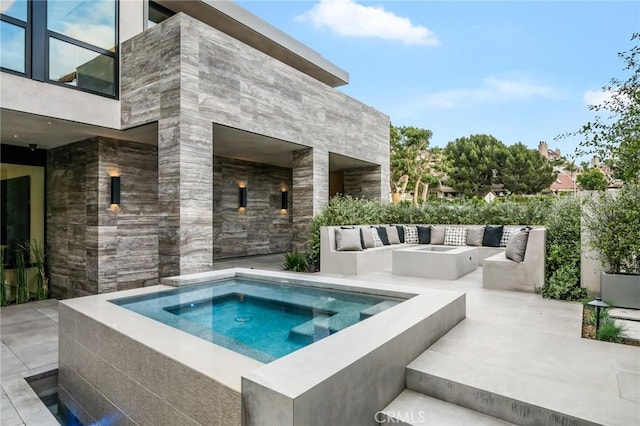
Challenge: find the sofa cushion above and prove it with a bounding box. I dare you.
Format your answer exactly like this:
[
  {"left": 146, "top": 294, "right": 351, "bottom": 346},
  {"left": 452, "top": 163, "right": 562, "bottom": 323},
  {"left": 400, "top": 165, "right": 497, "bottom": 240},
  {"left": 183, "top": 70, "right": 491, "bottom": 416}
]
[
  {"left": 404, "top": 225, "right": 419, "bottom": 244},
  {"left": 444, "top": 227, "right": 468, "bottom": 246},
  {"left": 500, "top": 227, "right": 519, "bottom": 247},
  {"left": 341, "top": 226, "right": 365, "bottom": 249},
  {"left": 505, "top": 228, "right": 530, "bottom": 262},
  {"left": 385, "top": 226, "right": 401, "bottom": 244},
  {"left": 482, "top": 225, "right": 504, "bottom": 247},
  {"left": 430, "top": 225, "right": 446, "bottom": 245},
  {"left": 374, "top": 226, "right": 391, "bottom": 245},
  {"left": 360, "top": 228, "right": 377, "bottom": 249},
  {"left": 370, "top": 228, "right": 385, "bottom": 247},
  {"left": 395, "top": 225, "right": 405, "bottom": 243},
  {"left": 417, "top": 226, "right": 431, "bottom": 244},
  {"left": 466, "top": 226, "right": 485, "bottom": 246},
  {"left": 335, "top": 228, "right": 363, "bottom": 251}
]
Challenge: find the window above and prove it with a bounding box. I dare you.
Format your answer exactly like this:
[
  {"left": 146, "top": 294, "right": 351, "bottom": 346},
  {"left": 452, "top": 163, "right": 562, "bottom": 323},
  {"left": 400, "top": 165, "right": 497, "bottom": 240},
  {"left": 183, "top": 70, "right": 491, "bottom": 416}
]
[
  {"left": 0, "top": 20, "right": 26, "bottom": 72},
  {"left": 0, "top": 0, "right": 118, "bottom": 97},
  {"left": 0, "top": 0, "right": 28, "bottom": 20},
  {"left": 0, "top": 0, "right": 29, "bottom": 75},
  {"left": 148, "top": 1, "right": 174, "bottom": 28},
  {"left": 49, "top": 37, "right": 115, "bottom": 95},
  {"left": 47, "top": 0, "right": 116, "bottom": 50}
]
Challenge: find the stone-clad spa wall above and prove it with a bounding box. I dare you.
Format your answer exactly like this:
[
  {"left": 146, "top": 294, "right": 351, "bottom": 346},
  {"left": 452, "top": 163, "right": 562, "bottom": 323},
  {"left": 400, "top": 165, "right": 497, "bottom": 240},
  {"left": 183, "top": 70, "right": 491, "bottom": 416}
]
[
  {"left": 120, "top": 12, "right": 390, "bottom": 273},
  {"left": 47, "top": 138, "right": 158, "bottom": 297},
  {"left": 213, "top": 157, "right": 292, "bottom": 259}
]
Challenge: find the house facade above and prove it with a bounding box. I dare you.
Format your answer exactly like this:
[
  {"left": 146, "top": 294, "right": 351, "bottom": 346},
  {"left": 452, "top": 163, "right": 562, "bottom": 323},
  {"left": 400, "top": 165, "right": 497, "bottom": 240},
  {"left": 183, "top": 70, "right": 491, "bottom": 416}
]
[{"left": 0, "top": 0, "right": 390, "bottom": 298}]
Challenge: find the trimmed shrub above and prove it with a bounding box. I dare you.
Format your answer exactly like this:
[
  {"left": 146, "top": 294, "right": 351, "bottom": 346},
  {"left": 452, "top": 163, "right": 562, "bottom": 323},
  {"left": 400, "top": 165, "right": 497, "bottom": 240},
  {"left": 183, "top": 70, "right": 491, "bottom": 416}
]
[{"left": 542, "top": 196, "right": 583, "bottom": 300}]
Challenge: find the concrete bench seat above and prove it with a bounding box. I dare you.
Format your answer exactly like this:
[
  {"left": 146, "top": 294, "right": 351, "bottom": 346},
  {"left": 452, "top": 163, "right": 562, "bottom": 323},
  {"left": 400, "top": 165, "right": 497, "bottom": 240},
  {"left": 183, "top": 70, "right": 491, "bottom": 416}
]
[
  {"left": 320, "top": 225, "right": 512, "bottom": 275},
  {"left": 482, "top": 228, "right": 546, "bottom": 292},
  {"left": 321, "top": 225, "right": 546, "bottom": 291}
]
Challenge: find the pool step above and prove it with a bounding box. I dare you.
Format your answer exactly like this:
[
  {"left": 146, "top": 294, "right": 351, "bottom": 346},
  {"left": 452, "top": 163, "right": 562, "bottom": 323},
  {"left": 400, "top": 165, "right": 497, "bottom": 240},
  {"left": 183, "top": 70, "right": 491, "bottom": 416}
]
[
  {"left": 288, "top": 311, "right": 361, "bottom": 343},
  {"left": 360, "top": 301, "right": 398, "bottom": 319},
  {"left": 379, "top": 390, "right": 514, "bottom": 425}
]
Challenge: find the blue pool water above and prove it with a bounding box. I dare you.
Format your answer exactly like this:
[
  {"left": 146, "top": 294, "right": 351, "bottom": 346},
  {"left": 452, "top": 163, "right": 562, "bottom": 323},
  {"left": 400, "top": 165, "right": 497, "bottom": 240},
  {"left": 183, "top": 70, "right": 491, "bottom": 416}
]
[{"left": 112, "top": 279, "right": 402, "bottom": 363}]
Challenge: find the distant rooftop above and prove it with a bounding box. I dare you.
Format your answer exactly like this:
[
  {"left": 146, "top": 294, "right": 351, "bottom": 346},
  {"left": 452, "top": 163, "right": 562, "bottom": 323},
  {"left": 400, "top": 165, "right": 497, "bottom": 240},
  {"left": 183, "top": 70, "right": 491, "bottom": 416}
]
[{"left": 158, "top": 0, "right": 349, "bottom": 87}]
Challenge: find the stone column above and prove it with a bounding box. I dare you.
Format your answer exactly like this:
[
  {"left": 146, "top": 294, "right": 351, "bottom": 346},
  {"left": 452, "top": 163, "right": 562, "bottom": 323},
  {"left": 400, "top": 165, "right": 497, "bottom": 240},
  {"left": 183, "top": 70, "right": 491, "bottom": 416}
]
[
  {"left": 157, "top": 17, "right": 214, "bottom": 277},
  {"left": 292, "top": 148, "right": 328, "bottom": 252}
]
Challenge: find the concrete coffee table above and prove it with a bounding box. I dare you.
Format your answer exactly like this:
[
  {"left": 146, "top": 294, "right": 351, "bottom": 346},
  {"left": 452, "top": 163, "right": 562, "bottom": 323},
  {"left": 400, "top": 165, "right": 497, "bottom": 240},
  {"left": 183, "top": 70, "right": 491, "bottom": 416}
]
[{"left": 392, "top": 246, "right": 478, "bottom": 280}]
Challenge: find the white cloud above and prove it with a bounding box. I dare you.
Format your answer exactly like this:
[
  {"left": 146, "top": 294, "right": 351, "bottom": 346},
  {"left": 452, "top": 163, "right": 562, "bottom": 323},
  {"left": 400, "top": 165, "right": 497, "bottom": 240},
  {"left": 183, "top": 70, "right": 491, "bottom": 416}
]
[
  {"left": 296, "top": 0, "right": 438, "bottom": 46},
  {"left": 420, "top": 75, "right": 561, "bottom": 109},
  {"left": 584, "top": 89, "right": 615, "bottom": 106}
]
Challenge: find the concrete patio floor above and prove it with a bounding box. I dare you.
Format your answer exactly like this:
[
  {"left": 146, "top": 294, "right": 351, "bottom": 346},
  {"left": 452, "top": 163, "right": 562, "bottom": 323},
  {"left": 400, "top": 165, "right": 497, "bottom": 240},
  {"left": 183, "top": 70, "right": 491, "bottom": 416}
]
[{"left": 1, "top": 253, "right": 639, "bottom": 425}]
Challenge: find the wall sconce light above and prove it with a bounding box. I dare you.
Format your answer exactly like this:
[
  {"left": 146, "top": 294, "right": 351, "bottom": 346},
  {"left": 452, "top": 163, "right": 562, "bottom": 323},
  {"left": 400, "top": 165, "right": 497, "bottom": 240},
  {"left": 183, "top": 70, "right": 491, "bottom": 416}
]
[
  {"left": 239, "top": 186, "right": 247, "bottom": 211},
  {"left": 281, "top": 189, "right": 289, "bottom": 212},
  {"left": 110, "top": 176, "right": 121, "bottom": 206}
]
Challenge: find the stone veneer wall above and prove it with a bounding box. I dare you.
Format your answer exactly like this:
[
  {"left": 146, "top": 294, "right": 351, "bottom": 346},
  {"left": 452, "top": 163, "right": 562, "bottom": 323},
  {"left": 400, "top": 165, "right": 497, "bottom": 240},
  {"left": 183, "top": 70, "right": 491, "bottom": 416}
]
[
  {"left": 213, "top": 156, "right": 292, "bottom": 259},
  {"left": 344, "top": 166, "right": 383, "bottom": 199},
  {"left": 47, "top": 138, "right": 158, "bottom": 297},
  {"left": 121, "top": 13, "right": 390, "bottom": 267}
]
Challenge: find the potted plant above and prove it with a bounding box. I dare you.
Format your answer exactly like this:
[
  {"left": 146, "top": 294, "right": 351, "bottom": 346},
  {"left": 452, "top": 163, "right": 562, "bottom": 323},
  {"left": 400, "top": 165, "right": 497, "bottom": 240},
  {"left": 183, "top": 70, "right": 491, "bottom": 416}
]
[{"left": 582, "top": 184, "right": 640, "bottom": 308}]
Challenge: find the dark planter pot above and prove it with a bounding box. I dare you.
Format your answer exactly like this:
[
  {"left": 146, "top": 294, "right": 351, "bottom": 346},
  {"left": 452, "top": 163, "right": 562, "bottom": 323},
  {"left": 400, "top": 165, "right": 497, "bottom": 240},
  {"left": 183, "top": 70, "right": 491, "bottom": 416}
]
[{"left": 601, "top": 271, "right": 640, "bottom": 309}]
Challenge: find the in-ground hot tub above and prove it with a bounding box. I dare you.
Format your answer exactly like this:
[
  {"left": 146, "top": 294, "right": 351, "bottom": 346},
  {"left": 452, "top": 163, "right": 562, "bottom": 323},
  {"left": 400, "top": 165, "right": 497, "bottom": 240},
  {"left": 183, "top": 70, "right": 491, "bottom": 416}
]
[
  {"left": 58, "top": 268, "right": 465, "bottom": 425},
  {"left": 112, "top": 278, "right": 402, "bottom": 363}
]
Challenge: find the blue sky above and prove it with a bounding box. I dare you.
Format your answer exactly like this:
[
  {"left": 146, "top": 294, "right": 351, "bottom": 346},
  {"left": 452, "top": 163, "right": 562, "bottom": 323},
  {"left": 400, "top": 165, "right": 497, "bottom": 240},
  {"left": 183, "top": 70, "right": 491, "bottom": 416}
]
[{"left": 236, "top": 0, "right": 639, "bottom": 161}]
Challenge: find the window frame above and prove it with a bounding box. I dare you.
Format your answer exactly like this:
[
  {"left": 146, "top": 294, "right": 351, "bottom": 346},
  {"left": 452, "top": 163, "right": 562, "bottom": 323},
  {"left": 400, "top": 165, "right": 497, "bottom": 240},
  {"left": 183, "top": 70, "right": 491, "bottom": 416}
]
[{"left": 0, "top": 0, "right": 120, "bottom": 99}]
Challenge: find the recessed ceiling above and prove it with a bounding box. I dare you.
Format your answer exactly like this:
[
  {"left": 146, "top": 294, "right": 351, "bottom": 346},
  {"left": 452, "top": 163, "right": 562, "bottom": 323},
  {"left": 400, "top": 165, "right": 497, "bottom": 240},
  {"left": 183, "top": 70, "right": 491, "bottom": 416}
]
[
  {"left": 0, "top": 109, "right": 157, "bottom": 149},
  {"left": 1, "top": 110, "right": 378, "bottom": 171},
  {"left": 213, "top": 124, "right": 303, "bottom": 168}
]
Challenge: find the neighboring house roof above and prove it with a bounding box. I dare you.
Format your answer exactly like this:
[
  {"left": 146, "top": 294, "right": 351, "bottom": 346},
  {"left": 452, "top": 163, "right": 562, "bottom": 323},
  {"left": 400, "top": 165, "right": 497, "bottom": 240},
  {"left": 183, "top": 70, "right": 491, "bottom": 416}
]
[{"left": 551, "top": 172, "right": 576, "bottom": 191}]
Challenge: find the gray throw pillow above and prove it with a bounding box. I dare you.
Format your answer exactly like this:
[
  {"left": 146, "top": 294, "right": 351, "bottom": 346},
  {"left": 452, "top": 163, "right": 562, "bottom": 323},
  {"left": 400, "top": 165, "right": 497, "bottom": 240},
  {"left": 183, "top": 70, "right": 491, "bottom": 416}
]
[
  {"left": 430, "top": 225, "right": 446, "bottom": 245},
  {"left": 505, "top": 229, "right": 530, "bottom": 262},
  {"left": 360, "top": 228, "right": 377, "bottom": 249},
  {"left": 335, "top": 228, "right": 363, "bottom": 251},
  {"left": 466, "top": 226, "right": 485, "bottom": 246},
  {"left": 385, "top": 226, "right": 401, "bottom": 244}
]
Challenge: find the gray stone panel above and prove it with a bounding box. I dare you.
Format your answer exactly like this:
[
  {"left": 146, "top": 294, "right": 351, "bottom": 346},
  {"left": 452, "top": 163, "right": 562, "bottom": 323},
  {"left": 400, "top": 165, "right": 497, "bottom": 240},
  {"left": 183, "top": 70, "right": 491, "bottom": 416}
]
[
  {"left": 120, "top": 12, "right": 390, "bottom": 267},
  {"left": 344, "top": 166, "right": 382, "bottom": 199},
  {"left": 47, "top": 138, "right": 158, "bottom": 296},
  {"left": 59, "top": 301, "right": 237, "bottom": 425},
  {"left": 213, "top": 157, "right": 292, "bottom": 259}
]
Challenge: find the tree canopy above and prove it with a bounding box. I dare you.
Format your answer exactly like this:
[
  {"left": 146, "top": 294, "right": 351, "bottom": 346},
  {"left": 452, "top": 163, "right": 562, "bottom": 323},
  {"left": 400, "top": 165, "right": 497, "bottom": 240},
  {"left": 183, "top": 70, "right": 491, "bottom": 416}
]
[
  {"left": 444, "top": 134, "right": 508, "bottom": 197},
  {"left": 390, "top": 125, "right": 448, "bottom": 203},
  {"left": 500, "top": 143, "right": 556, "bottom": 194},
  {"left": 562, "top": 33, "right": 640, "bottom": 183},
  {"left": 577, "top": 168, "right": 608, "bottom": 190}
]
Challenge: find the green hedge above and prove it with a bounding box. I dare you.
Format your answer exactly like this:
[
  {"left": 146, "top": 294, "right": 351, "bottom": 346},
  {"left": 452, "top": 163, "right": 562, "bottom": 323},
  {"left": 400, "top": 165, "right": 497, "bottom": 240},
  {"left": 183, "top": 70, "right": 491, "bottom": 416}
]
[{"left": 308, "top": 196, "right": 582, "bottom": 299}]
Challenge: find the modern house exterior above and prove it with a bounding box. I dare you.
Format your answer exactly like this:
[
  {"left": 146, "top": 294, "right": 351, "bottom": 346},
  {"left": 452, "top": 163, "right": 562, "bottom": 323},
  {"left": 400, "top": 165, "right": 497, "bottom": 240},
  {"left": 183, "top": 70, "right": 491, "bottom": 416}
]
[{"left": 1, "top": 0, "right": 390, "bottom": 298}]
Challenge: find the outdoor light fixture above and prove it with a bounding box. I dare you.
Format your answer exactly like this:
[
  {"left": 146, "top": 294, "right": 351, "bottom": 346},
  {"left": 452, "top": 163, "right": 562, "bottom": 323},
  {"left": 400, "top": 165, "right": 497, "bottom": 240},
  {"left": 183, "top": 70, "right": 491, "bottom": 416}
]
[
  {"left": 239, "top": 186, "right": 247, "bottom": 210},
  {"left": 588, "top": 297, "right": 610, "bottom": 335},
  {"left": 281, "top": 189, "right": 289, "bottom": 211},
  {"left": 110, "top": 176, "right": 121, "bottom": 206}
]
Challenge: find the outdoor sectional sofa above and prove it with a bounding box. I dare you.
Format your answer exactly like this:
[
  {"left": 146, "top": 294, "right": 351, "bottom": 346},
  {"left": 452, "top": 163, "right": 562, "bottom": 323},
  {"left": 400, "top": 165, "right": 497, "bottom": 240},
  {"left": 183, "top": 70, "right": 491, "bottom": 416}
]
[{"left": 319, "top": 224, "right": 546, "bottom": 292}]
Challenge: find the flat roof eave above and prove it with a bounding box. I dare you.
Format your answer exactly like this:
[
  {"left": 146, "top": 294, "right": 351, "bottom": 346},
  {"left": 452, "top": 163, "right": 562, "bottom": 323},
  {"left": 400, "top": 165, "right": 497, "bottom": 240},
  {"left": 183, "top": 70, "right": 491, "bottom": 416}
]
[{"left": 157, "top": 0, "right": 349, "bottom": 87}]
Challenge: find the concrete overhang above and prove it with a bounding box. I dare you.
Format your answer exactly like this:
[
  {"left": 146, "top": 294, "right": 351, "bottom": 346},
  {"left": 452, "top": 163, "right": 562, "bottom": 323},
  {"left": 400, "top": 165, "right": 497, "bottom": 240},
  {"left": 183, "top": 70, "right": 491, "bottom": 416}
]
[
  {"left": 157, "top": 0, "right": 349, "bottom": 88},
  {"left": 0, "top": 109, "right": 157, "bottom": 150}
]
